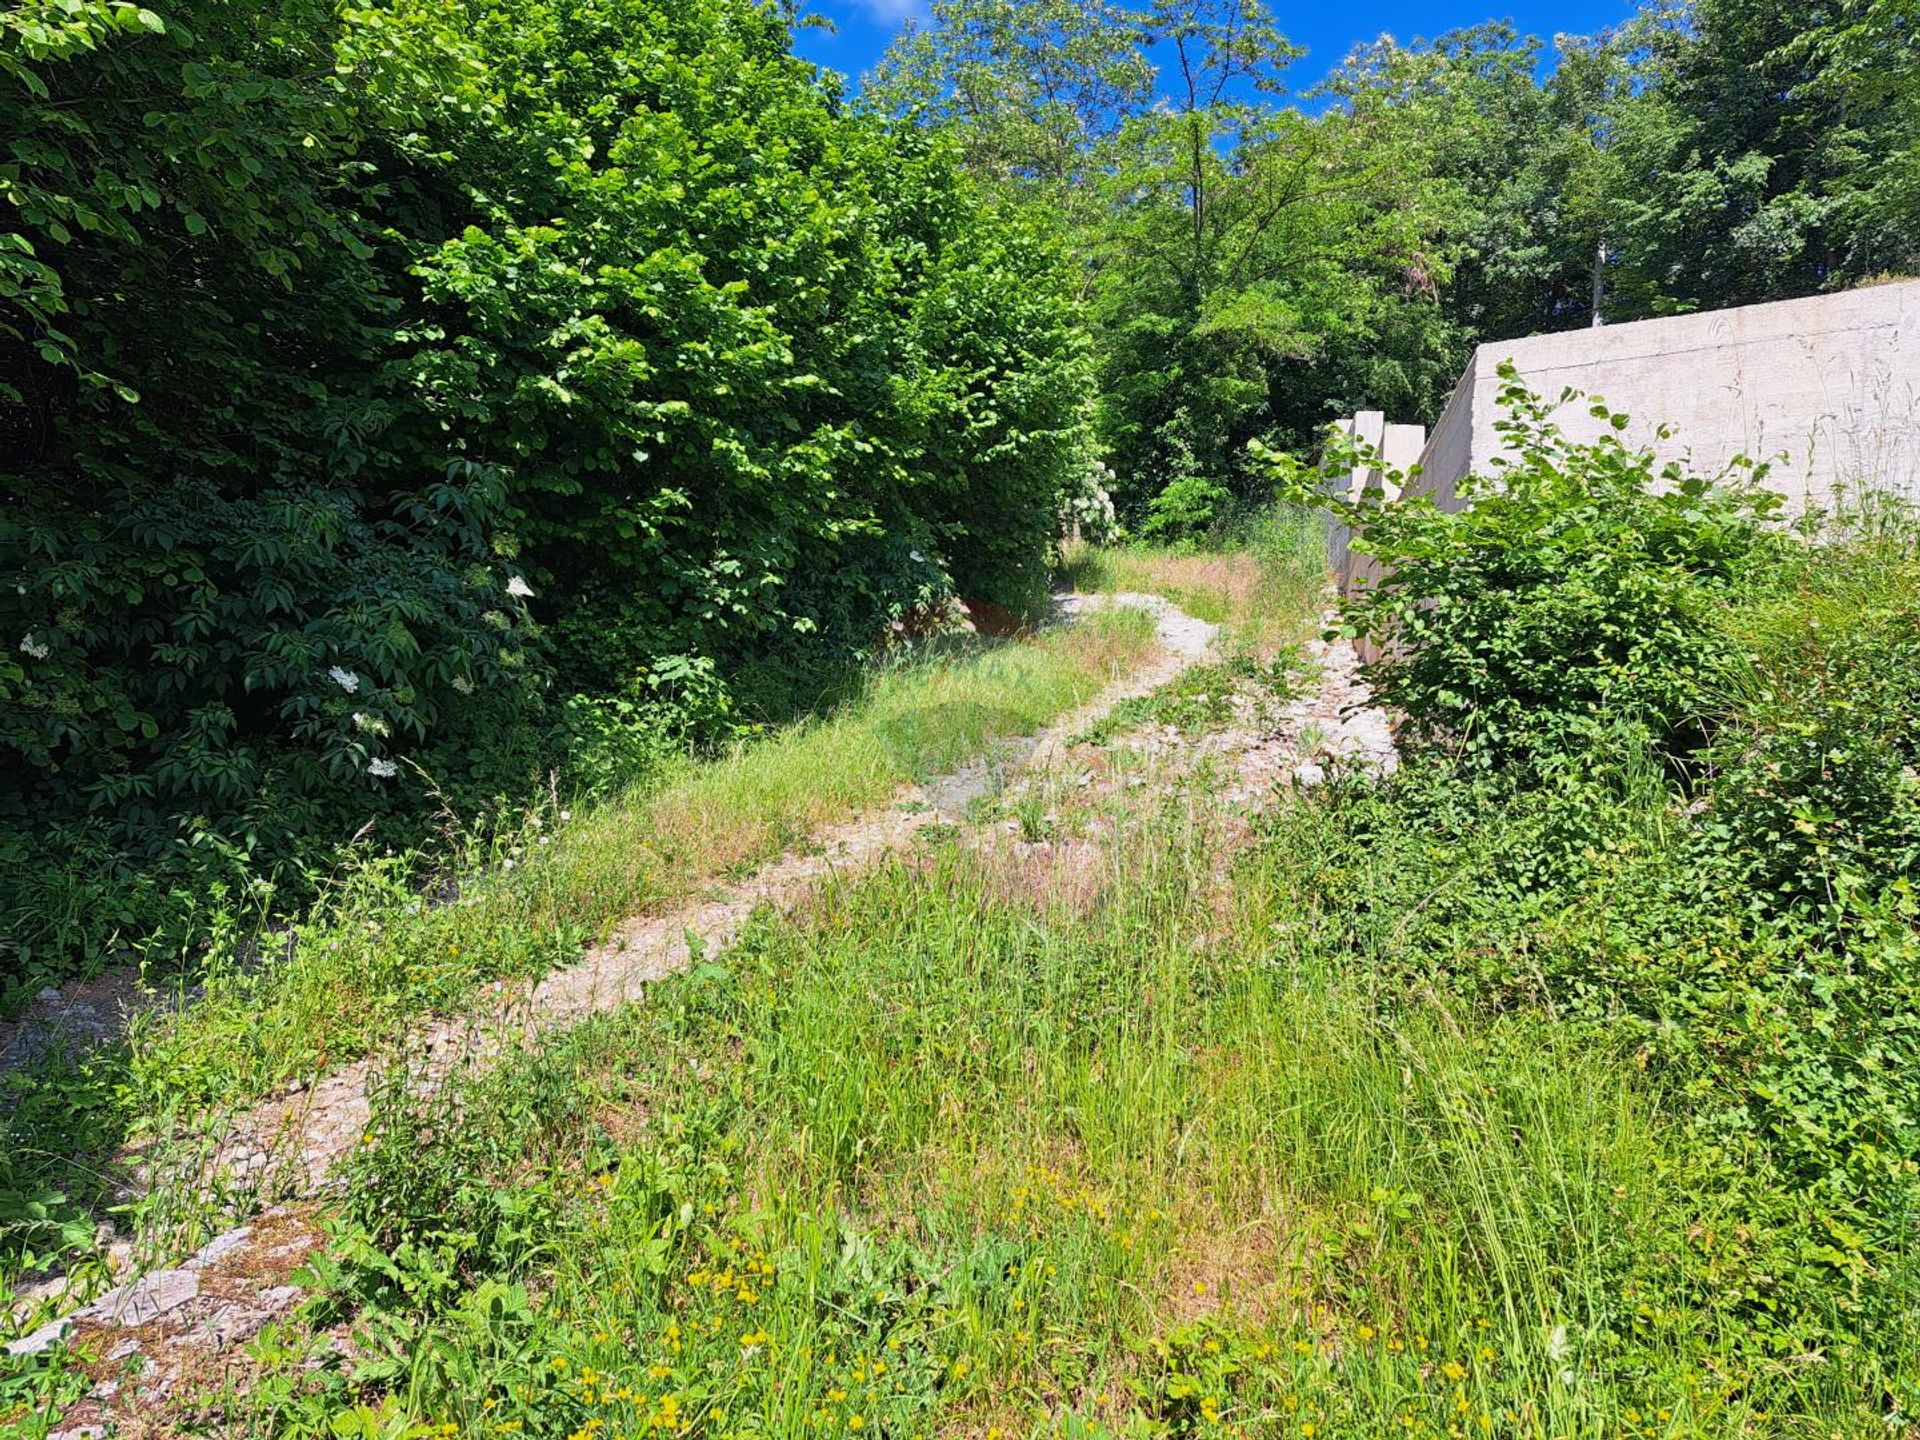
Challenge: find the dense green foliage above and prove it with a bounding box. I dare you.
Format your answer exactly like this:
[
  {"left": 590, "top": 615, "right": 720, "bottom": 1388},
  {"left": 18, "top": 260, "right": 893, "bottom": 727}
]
[
  {"left": 0, "top": 0, "right": 1093, "bottom": 979},
  {"left": 871, "top": 0, "right": 1920, "bottom": 530},
  {"left": 26, "top": 481, "right": 1903, "bottom": 1435},
  {"left": 1267, "top": 369, "right": 1788, "bottom": 772},
  {"left": 1257, "top": 392, "right": 1920, "bottom": 1382}
]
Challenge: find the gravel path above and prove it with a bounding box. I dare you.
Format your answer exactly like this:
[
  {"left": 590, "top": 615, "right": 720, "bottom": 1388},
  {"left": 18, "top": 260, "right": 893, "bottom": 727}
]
[{"left": 9, "top": 590, "right": 1400, "bottom": 1437}]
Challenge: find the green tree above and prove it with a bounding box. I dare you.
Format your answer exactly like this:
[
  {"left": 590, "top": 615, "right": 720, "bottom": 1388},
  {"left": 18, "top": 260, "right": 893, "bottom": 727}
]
[
  {"left": 0, "top": 0, "right": 1094, "bottom": 971},
  {"left": 1601, "top": 0, "right": 1918, "bottom": 312},
  {"left": 1319, "top": 23, "right": 1631, "bottom": 338},
  {"left": 871, "top": 0, "right": 1458, "bottom": 534},
  {"left": 864, "top": 0, "right": 1153, "bottom": 239}
]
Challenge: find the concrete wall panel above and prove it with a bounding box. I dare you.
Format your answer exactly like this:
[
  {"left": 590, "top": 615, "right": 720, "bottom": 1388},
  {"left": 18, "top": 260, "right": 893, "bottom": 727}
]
[{"left": 1414, "top": 280, "right": 1920, "bottom": 513}]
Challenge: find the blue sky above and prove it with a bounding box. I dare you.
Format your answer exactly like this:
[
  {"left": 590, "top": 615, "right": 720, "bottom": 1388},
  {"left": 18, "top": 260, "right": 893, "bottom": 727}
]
[{"left": 792, "top": 1, "right": 1640, "bottom": 94}]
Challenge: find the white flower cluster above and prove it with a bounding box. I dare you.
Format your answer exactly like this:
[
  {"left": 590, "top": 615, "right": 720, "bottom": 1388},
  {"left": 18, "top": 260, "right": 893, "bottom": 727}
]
[
  {"left": 328, "top": 665, "right": 361, "bottom": 693},
  {"left": 19, "top": 633, "right": 50, "bottom": 661},
  {"left": 367, "top": 757, "right": 398, "bottom": 779},
  {"left": 506, "top": 574, "right": 534, "bottom": 599},
  {"left": 1060, "top": 460, "right": 1119, "bottom": 545}
]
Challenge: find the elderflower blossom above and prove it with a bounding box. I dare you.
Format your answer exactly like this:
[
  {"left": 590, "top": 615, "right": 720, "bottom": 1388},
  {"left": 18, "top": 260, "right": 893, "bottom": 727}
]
[
  {"left": 368, "top": 757, "right": 398, "bottom": 779},
  {"left": 19, "top": 633, "right": 50, "bottom": 660},
  {"left": 328, "top": 665, "right": 361, "bottom": 693},
  {"left": 506, "top": 574, "right": 534, "bottom": 599},
  {"left": 451, "top": 675, "right": 473, "bottom": 694}
]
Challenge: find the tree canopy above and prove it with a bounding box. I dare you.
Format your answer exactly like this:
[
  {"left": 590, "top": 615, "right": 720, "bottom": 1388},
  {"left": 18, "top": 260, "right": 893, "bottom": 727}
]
[
  {"left": 0, "top": 0, "right": 1093, "bottom": 966},
  {"left": 868, "top": 0, "right": 1920, "bottom": 529}
]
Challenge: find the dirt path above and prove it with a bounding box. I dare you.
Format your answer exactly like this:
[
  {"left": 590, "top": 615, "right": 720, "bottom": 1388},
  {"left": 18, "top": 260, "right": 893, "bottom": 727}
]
[
  {"left": 6, "top": 595, "right": 1213, "bottom": 1359},
  {"left": 9, "top": 592, "right": 1399, "bottom": 1435},
  {"left": 180, "top": 594, "right": 1221, "bottom": 1202}
]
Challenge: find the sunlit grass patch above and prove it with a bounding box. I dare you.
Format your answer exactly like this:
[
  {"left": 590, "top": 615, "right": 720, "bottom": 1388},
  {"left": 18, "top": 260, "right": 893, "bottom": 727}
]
[
  {"left": 0, "top": 608, "right": 1163, "bottom": 1331},
  {"left": 1060, "top": 505, "right": 1326, "bottom": 659},
  {"left": 191, "top": 787, "right": 1893, "bottom": 1438},
  {"left": 126, "top": 607, "right": 1157, "bottom": 1114}
]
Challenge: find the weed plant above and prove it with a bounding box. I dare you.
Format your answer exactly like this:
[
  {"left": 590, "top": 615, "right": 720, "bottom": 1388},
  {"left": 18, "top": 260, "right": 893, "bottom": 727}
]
[{"left": 209, "top": 794, "right": 1905, "bottom": 1437}]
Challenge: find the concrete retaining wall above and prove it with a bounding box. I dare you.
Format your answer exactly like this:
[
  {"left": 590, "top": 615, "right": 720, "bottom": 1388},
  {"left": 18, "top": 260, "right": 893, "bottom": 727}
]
[{"left": 1414, "top": 279, "right": 1920, "bottom": 515}]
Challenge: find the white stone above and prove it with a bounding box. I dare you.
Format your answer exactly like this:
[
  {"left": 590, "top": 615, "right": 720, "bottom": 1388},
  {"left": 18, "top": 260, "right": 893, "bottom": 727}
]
[
  {"left": 186, "top": 1226, "right": 253, "bottom": 1271},
  {"left": 82, "top": 1268, "right": 199, "bottom": 1327},
  {"left": 6, "top": 1318, "right": 70, "bottom": 1356}
]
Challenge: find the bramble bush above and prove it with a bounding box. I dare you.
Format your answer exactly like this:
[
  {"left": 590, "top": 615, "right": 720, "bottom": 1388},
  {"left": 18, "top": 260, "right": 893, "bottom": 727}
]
[
  {"left": 0, "top": 0, "right": 1093, "bottom": 982},
  {"left": 1257, "top": 383, "right": 1920, "bottom": 1376},
  {"left": 1259, "top": 365, "right": 1787, "bottom": 775}
]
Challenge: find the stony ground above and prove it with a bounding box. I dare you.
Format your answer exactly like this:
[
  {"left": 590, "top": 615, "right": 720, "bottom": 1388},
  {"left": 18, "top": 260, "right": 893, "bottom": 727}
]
[{"left": 9, "top": 593, "right": 1398, "bottom": 1439}]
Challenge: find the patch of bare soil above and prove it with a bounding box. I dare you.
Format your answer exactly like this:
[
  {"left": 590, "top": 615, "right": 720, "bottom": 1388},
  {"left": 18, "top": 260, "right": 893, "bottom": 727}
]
[{"left": 1, "top": 966, "right": 154, "bottom": 1073}]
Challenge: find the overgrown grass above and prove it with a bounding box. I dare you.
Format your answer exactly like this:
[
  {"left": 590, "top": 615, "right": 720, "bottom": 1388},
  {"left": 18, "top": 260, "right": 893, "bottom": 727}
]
[
  {"left": 1059, "top": 505, "right": 1325, "bottom": 658},
  {"left": 121, "top": 608, "right": 1153, "bottom": 1113},
  {"left": 190, "top": 771, "right": 1902, "bottom": 1438},
  {"left": 13, "top": 491, "right": 1920, "bottom": 1437},
  {"left": 0, "top": 609, "right": 1156, "bottom": 1306},
  {"left": 89, "top": 493, "right": 1912, "bottom": 1439}
]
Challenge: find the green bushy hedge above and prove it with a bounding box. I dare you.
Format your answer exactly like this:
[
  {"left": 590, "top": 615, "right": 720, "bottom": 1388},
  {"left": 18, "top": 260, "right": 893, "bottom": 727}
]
[
  {"left": 1258, "top": 388, "right": 1920, "bottom": 1375},
  {"left": 0, "top": 0, "right": 1093, "bottom": 980}
]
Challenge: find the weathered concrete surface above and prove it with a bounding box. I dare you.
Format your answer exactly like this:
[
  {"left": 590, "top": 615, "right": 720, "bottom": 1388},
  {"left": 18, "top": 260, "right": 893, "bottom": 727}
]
[
  {"left": 1417, "top": 278, "right": 1920, "bottom": 513},
  {"left": 1324, "top": 409, "right": 1386, "bottom": 586}
]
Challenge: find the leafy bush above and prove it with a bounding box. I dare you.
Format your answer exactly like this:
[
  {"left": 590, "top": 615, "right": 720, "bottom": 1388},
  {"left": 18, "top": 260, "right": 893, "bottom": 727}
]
[
  {"left": 0, "top": 0, "right": 1094, "bottom": 978},
  {"left": 1254, "top": 394, "right": 1920, "bottom": 1367},
  {"left": 1702, "top": 505, "right": 1920, "bottom": 916},
  {"left": 1260, "top": 367, "right": 1785, "bottom": 773}
]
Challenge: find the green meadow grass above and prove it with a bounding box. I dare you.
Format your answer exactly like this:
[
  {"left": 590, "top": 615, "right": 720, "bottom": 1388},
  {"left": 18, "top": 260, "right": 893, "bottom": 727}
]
[
  {"left": 10, "top": 516, "right": 1916, "bottom": 1440},
  {"left": 0, "top": 609, "right": 1158, "bottom": 1328},
  {"left": 223, "top": 773, "right": 1896, "bottom": 1439},
  {"left": 1058, "top": 507, "right": 1326, "bottom": 660},
  {"left": 123, "top": 608, "right": 1158, "bottom": 1113}
]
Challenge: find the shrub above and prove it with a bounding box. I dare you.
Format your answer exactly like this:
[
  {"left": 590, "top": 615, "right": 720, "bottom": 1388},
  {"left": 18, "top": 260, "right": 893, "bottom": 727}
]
[
  {"left": 1702, "top": 504, "right": 1920, "bottom": 917},
  {"left": 1253, "top": 395, "right": 1920, "bottom": 1363},
  {"left": 1258, "top": 367, "right": 1786, "bottom": 774},
  {"left": 0, "top": 0, "right": 1095, "bottom": 977}
]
